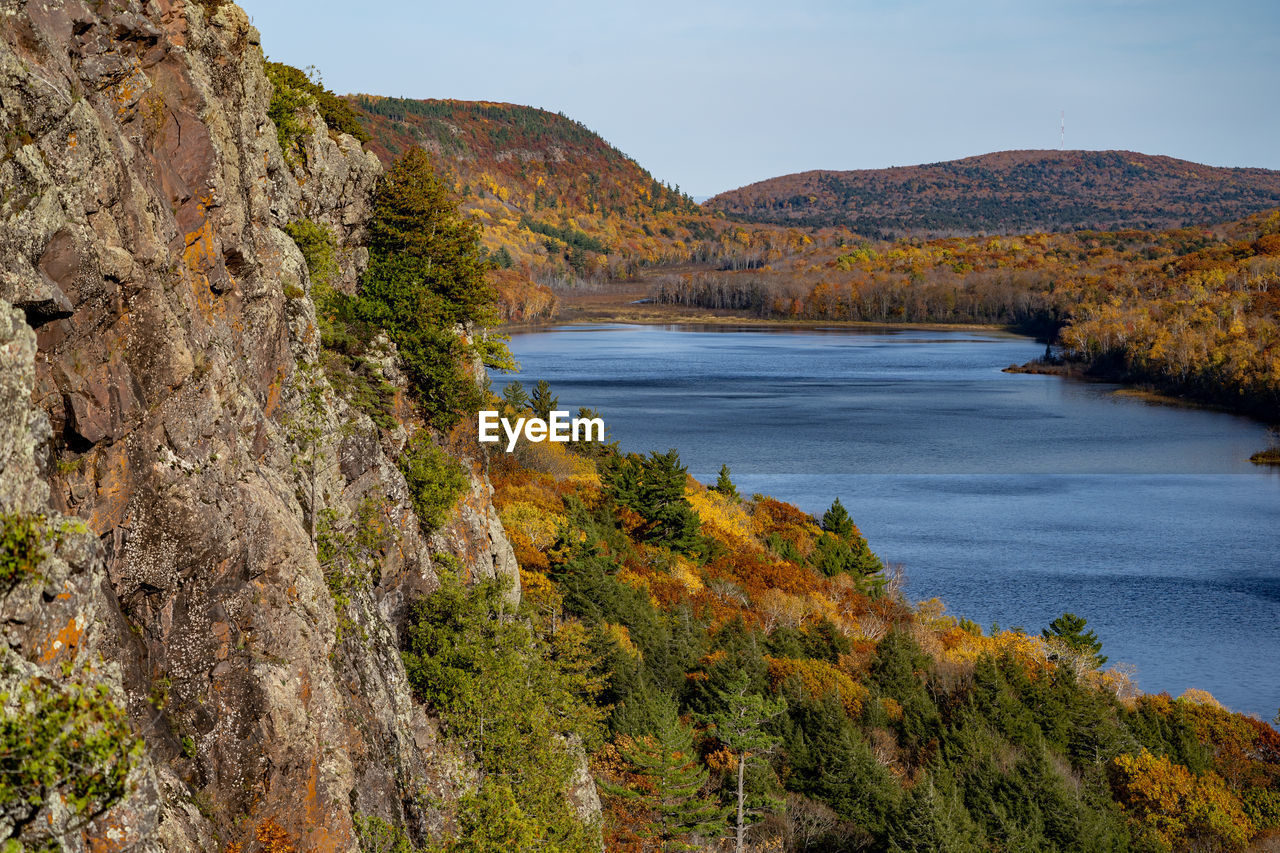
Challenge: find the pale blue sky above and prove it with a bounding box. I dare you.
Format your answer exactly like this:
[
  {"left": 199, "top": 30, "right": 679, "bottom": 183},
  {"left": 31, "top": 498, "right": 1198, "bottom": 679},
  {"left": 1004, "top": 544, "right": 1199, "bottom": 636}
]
[{"left": 241, "top": 1, "right": 1280, "bottom": 198}]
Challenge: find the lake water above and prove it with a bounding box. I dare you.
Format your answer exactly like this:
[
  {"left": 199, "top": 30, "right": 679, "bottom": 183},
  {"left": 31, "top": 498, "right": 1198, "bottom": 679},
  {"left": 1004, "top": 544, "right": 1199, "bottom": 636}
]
[{"left": 504, "top": 324, "right": 1280, "bottom": 719}]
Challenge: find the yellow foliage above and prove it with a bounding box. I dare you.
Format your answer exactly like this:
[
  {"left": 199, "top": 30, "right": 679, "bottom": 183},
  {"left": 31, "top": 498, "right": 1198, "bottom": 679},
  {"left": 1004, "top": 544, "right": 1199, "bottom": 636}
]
[
  {"left": 517, "top": 439, "right": 601, "bottom": 486},
  {"left": 914, "top": 598, "right": 956, "bottom": 632},
  {"left": 1179, "top": 688, "right": 1224, "bottom": 709},
  {"left": 1111, "top": 751, "right": 1253, "bottom": 851},
  {"left": 938, "top": 627, "right": 1052, "bottom": 676},
  {"left": 616, "top": 567, "right": 654, "bottom": 598},
  {"left": 670, "top": 554, "right": 704, "bottom": 594},
  {"left": 500, "top": 501, "right": 563, "bottom": 551},
  {"left": 765, "top": 656, "right": 867, "bottom": 717},
  {"left": 686, "top": 487, "right": 754, "bottom": 544},
  {"left": 601, "top": 622, "right": 640, "bottom": 658},
  {"left": 519, "top": 568, "right": 560, "bottom": 605}
]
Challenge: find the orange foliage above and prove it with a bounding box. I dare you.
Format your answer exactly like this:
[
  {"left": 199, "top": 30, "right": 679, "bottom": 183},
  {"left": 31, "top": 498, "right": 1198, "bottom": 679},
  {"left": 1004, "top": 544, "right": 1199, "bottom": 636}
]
[
  {"left": 490, "top": 268, "right": 558, "bottom": 322},
  {"left": 594, "top": 740, "right": 658, "bottom": 853},
  {"left": 706, "top": 746, "right": 737, "bottom": 774},
  {"left": 704, "top": 551, "right": 819, "bottom": 599},
  {"left": 751, "top": 498, "right": 822, "bottom": 556},
  {"left": 254, "top": 820, "right": 296, "bottom": 853}
]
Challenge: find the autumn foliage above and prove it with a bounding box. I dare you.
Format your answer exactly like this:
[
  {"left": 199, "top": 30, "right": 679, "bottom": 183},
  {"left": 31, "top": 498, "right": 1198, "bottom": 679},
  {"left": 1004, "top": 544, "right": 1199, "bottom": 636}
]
[{"left": 484, "top": 385, "right": 1280, "bottom": 852}]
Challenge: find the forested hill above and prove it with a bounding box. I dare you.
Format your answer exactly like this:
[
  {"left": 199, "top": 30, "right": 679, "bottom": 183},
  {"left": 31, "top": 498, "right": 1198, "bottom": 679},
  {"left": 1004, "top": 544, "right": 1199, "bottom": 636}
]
[
  {"left": 351, "top": 96, "right": 696, "bottom": 220},
  {"left": 704, "top": 150, "right": 1280, "bottom": 238},
  {"left": 344, "top": 96, "right": 835, "bottom": 319}
]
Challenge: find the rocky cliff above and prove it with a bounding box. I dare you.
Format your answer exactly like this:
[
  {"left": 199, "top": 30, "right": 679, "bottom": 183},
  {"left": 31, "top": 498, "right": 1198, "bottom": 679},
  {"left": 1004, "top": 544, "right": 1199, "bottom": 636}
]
[{"left": 0, "top": 2, "right": 527, "bottom": 850}]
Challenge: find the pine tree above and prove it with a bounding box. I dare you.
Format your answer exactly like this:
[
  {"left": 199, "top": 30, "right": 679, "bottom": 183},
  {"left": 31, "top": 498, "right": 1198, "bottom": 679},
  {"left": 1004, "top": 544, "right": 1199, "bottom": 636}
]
[
  {"left": 602, "top": 699, "right": 727, "bottom": 850},
  {"left": 821, "top": 498, "right": 855, "bottom": 539},
  {"left": 1042, "top": 613, "right": 1107, "bottom": 667},
  {"left": 713, "top": 464, "right": 739, "bottom": 500},
  {"left": 502, "top": 380, "right": 530, "bottom": 413},
  {"left": 698, "top": 675, "right": 786, "bottom": 853},
  {"left": 355, "top": 147, "right": 502, "bottom": 427},
  {"left": 531, "top": 379, "right": 558, "bottom": 421},
  {"left": 888, "top": 775, "right": 979, "bottom": 853},
  {"left": 604, "top": 450, "right": 702, "bottom": 553}
]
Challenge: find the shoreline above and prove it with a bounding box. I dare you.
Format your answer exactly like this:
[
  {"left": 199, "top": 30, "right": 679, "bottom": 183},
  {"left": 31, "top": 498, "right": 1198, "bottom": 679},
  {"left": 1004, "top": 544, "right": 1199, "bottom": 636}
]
[{"left": 502, "top": 311, "right": 1016, "bottom": 335}]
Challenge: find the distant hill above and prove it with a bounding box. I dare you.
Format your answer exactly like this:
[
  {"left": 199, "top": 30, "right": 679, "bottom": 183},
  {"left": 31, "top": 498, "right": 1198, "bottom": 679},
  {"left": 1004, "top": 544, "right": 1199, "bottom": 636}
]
[
  {"left": 351, "top": 96, "right": 697, "bottom": 224},
  {"left": 704, "top": 150, "right": 1280, "bottom": 238},
  {"left": 344, "top": 97, "right": 832, "bottom": 309}
]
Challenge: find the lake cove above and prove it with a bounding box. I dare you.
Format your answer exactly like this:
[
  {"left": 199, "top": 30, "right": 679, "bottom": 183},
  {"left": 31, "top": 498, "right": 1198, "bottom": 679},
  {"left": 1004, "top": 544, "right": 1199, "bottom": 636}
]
[{"left": 506, "top": 324, "right": 1280, "bottom": 719}]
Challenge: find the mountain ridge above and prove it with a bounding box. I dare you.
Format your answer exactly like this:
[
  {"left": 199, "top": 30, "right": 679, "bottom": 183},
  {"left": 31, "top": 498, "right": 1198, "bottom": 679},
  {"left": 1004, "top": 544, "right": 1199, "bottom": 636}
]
[{"left": 704, "top": 149, "right": 1280, "bottom": 237}]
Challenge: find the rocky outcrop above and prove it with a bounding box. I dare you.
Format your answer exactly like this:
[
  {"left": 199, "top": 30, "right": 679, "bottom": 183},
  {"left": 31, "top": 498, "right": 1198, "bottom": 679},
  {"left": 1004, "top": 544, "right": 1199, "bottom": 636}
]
[
  {"left": 1, "top": 298, "right": 160, "bottom": 850},
  {"left": 0, "top": 1, "right": 529, "bottom": 850}
]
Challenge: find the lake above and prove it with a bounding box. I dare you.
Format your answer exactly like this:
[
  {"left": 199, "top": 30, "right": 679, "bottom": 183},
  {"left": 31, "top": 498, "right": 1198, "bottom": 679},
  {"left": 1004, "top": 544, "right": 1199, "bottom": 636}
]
[{"left": 504, "top": 324, "right": 1280, "bottom": 720}]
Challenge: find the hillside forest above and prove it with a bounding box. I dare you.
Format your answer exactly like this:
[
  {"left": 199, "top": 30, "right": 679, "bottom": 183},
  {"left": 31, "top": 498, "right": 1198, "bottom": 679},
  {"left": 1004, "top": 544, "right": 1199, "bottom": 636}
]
[{"left": 703, "top": 151, "right": 1280, "bottom": 238}]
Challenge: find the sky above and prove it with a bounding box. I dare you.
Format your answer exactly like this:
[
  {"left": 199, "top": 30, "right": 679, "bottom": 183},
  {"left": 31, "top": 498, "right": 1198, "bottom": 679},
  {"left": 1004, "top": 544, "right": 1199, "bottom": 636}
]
[{"left": 241, "top": 0, "right": 1280, "bottom": 198}]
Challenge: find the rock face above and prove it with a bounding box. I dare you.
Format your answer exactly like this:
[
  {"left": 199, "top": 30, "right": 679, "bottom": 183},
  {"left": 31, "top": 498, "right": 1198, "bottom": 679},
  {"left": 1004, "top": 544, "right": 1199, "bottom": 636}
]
[{"left": 0, "top": 1, "right": 532, "bottom": 850}]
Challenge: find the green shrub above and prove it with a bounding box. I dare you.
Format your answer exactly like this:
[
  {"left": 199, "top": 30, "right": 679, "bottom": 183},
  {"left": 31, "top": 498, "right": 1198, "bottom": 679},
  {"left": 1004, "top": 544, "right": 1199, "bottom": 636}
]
[
  {"left": 398, "top": 433, "right": 469, "bottom": 531},
  {"left": 283, "top": 219, "right": 338, "bottom": 292},
  {"left": 264, "top": 62, "right": 314, "bottom": 164},
  {"left": 355, "top": 814, "right": 422, "bottom": 852},
  {"left": 264, "top": 62, "right": 370, "bottom": 166},
  {"left": 0, "top": 512, "right": 45, "bottom": 590},
  {"left": 0, "top": 671, "right": 140, "bottom": 834},
  {"left": 264, "top": 62, "right": 369, "bottom": 143}
]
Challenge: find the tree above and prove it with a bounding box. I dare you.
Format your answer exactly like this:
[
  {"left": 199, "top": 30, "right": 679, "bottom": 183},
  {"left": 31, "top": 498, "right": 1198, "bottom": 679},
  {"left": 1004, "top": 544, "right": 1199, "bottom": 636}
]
[
  {"left": 491, "top": 246, "right": 515, "bottom": 270},
  {"left": 601, "top": 697, "right": 727, "bottom": 851},
  {"left": 604, "top": 450, "right": 702, "bottom": 553},
  {"left": 821, "top": 498, "right": 855, "bottom": 539},
  {"left": 356, "top": 147, "right": 503, "bottom": 427},
  {"left": 1043, "top": 613, "right": 1107, "bottom": 668},
  {"left": 502, "top": 380, "right": 530, "bottom": 413},
  {"left": 713, "top": 465, "right": 739, "bottom": 500},
  {"left": 531, "top": 379, "right": 559, "bottom": 421},
  {"left": 888, "top": 775, "right": 980, "bottom": 853},
  {"left": 812, "top": 498, "right": 883, "bottom": 587},
  {"left": 698, "top": 675, "right": 787, "bottom": 853},
  {"left": 1109, "top": 751, "right": 1252, "bottom": 852},
  {"left": 401, "top": 573, "right": 603, "bottom": 850}
]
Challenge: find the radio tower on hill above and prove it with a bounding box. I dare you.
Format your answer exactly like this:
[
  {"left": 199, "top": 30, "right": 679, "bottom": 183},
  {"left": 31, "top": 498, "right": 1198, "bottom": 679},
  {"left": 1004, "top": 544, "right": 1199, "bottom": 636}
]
[{"left": 1060, "top": 110, "right": 1065, "bottom": 150}]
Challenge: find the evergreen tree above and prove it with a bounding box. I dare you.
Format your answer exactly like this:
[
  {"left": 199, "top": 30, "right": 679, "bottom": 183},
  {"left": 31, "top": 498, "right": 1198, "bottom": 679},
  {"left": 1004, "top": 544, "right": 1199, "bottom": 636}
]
[
  {"left": 821, "top": 498, "right": 855, "bottom": 539},
  {"left": 502, "top": 380, "right": 530, "bottom": 412},
  {"left": 1042, "top": 613, "right": 1107, "bottom": 668},
  {"left": 780, "top": 692, "right": 900, "bottom": 834},
  {"left": 698, "top": 674, "right": 787, "bottom": 853},
  {"left": 492, "top": 246, "right": 515, "bottom": 269},
  {"left": 571, "top": 406, "right": 615, "bottom": 458},
  {"left": 603, "top": 450, "right": 702, "bottom": 553},
  {"left": 888, "top": 775, "right": 980, "bottom": 853},
  {"left": 713, "top": 464, "right": 739, "bottom": 500},
  {"left": 531, "top": 379, "right": 559, "bottom": 421},
  {"left": 355, "top": 147, "right": 503, "bottom": 427},
  {"left": 602, "top": 697, "right": 727, "bottom": 850}
]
